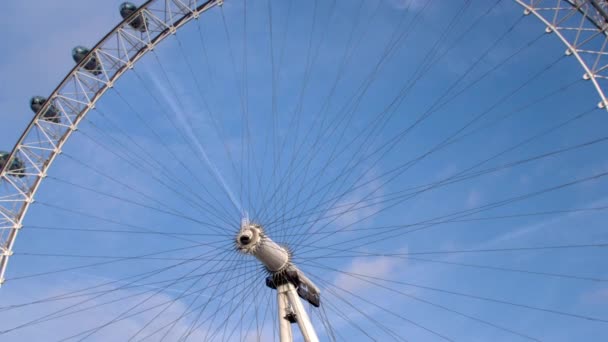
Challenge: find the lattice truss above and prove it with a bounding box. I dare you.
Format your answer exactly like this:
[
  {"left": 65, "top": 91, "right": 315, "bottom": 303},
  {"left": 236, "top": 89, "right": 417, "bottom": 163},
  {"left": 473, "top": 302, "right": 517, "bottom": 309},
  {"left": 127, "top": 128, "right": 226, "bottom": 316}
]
[
  {"left": 0, "top": 0, "right": 223, "bottom": 284},
  {"left": 0, "top": 0, "right": 607, "bottom": 284},
  {"left": 516, "top": 0, "right": 608, "bottom": 106}
]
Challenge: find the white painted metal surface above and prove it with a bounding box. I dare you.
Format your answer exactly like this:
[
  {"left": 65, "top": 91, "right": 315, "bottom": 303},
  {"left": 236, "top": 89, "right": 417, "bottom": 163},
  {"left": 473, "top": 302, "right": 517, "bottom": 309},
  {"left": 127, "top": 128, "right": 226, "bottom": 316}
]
[{"left": 278, "top": 283, "right": 319, "bottom": 342}]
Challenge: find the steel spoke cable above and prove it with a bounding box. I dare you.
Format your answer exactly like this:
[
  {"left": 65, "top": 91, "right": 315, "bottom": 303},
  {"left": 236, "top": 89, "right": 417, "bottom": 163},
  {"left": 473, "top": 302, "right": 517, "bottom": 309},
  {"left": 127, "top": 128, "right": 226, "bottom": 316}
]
[
  {"left": 80, "top": 120, "right": 159, "bottom": 174},
  {"left": 0, "top": 266, "right": 250, "bottom": 336},
  {"left": 298, "top": 242, "right": 608, "bottom": 283},
  {"left": 176, "top": 254, "right": 252, "bottom": 342},
  {"left": 4, "top": 258, "right": 240, "bottom": 330},
  {"left": 256, "top": 0, "right": 419, "bottom": 224},
  {"left": 22, "top": 225, "right": 229, "bottom": 237},
  {"left": 296, "top": 161, "right": 608, "bottom": 257},
  {"left": 276, "top": 22, "right": 532, "bottom": 248},
  {"left": 0, "top": 250, "right": 240, "bottom": 312},
  {"left": 0, "top": 247, "right": 236, "bottom": 335},
  {"left": 43, "top": 263, "right": 247, "bottom": 336},
  {"left": 271, "top": 0, "right": 386, "bottom": 244},
  {"left": 125, "top": 244, "right": 243, "bottom": 341},
  {"left": 175, "top": 268, "right": 265, "bottom": 341},
  {"left": 258, "top": 0, "right": 431, "bottom": 227},
  {"left": 73, "top": 247, "right": 241, "bottom": 341},
  {"left": 261, "top": 15, "right": 373, "bottom": 236},
  {"left": 59, "top": 153, "right": 234, "bottom": 227},
  {"left": 312, "top": 274, "right": 452, "bottom": 341},
  {"left": 171, "top": 31, "right": 245, "bottom": 222},
  {"left": 242, "top": 0, "right": 255, "bottom": 221},
  {"left": 57, "top": 263, "right": 258, "bottom": 342},
  {"left": 318, "top": 301, "right": 338, "bottom": 342},
  {"left": 35, "top": 201, "right": 230, "bottom": 244},
  {"left": 5, "top": 237, "right": 231, "bottom": 281},
  {"left": 171, "top": 252, "right": 253, "bottom": 341},
  {"left": 154, "top": 257, "right": 249, "bottom": 341},
  {"left": 254, "top": 281, "right": 274, "bottom": 341},
  {"left": 405, "top": 256, "right": 608, "bottom": 282},
  {"left": 303, "top": 261, "right": 608, "bottom": 324},
  {"left": 176, "top": 246, "right": 253, "bottom": 340},
  {"left": 256, "top": 0, "right": 381, "bottom": 226},
  {"left": 108, "top": 85, "right": 237, "bottom": 223},
  {"left": 107, "top": 87, "right": 207, "bottom": 188},
  {"left": 13, "top": 253, "right": 228, "bottom": 262},
  {"left": 282, "top": 76, "right": 582, "bottom": 218},
  {"left": 200, "top": 274, "right": 264, "bottom": 341},
  {"left": 196, "top": 249, "right": 259, "bottom": 341},
  {"left": 46, "top": 176, "right": 233, "bottom": 231},
  {"left": 87, "top": 107, "right": 180, "bottom": 182},
  {"left": 149, "top": 50, "right": 243, "bottom": 218},
  {"left": 209, "top": 263, "right": 263, "bottom": 342},
  {"left": 268, "top": 0, "right": 331, "bottom": 233},
  {"left": 285, "top": 20, "right": 540, "bottom": 249},
  {"left": 309, "top": 264, "right": 540, "bottom": 341},
  {"left": 317, "top": 292, "right": 378, "bottom": 341},
  {"left": 23, "top": 225, "right": 229, "bottom": 237},
  {"left": 187, "top": 22, "right": 244, "bottom": 213},
  {"left": 127, "top": 264, "right": 257, "bottom": 341},
  {"left": 130, "top": 67, "right": 239, "bottom": 222},
  {"left": 70, "top": 129, "right": 238, "bottom": 229},
  {"left": 291, "top": 240, "right": 608, "bottom": 260},
  {"left": 267, "top": 0, "right": 500, "bottom": 230},
  {"left": 290, "top": 149, "right": 605, "bottom": 258},
  {"left": 280, "top": 12, "right": 530, "bottom": 222},
  {"left": 80, "top": 110, "right": 216, "bottom": 215},
  {"left": 283, "top": 68, "right": 584, "bottom": 250},
  {"left": 276, "top": 128, "right": 607, "bottom": 234},
  {"left": 219, "top": 5, "right": 251, "bottom": 217}
]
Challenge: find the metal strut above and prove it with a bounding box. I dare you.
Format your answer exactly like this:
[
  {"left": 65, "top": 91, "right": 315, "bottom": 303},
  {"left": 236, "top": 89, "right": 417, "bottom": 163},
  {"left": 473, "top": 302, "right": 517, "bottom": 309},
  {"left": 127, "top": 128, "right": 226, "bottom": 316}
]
[
  {"left": 277, "top": 282, "right": 319, "bottom": 342},
  {"left": 237, "top": 221, "right": 320, "bottom": 342}
]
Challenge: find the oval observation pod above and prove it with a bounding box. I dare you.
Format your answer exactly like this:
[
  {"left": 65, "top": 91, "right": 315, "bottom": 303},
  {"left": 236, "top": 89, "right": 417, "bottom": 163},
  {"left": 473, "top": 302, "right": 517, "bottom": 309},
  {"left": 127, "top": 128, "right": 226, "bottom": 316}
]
[
  {"left": 0, "top": 151, "right": 25, "bottom": 178},
  {"left": 30, "top": 96, "right": 60, "bottom": 123},
  {"left": 120, "top": 2, "right": 147, "bottom": 32},
  {"left": 72, "top": 46, "right": 102, "bottom": 76}
]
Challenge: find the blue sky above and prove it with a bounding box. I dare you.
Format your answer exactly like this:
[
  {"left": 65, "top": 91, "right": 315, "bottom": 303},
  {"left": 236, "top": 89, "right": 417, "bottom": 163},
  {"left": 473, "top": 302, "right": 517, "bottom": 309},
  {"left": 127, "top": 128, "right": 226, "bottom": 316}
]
[{"left": 1, "top": 0, "right": 608, "bottom": 341}]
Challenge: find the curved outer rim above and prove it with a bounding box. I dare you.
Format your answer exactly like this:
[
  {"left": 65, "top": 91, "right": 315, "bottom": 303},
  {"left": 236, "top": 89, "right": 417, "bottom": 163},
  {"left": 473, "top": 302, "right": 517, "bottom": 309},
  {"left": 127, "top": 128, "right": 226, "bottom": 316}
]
[
  {"left": 0, "top": 0, "right": 607, "bottom": 286},
  {"left": 0, "top": 0, "right": 223, "bottom": 285},
  {"left": 515, "top": 0, "right": 608, "bottom": 108}
]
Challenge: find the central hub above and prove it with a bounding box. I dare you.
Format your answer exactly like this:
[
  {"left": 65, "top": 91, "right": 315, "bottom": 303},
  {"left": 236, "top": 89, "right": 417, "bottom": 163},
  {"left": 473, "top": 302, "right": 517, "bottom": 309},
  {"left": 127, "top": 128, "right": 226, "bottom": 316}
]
[
  {"left": 236, "top": 220, "right": 321, "bottom": 308},
  {"left": 236, "top": 221, "right": 290, "bottom": 273}
]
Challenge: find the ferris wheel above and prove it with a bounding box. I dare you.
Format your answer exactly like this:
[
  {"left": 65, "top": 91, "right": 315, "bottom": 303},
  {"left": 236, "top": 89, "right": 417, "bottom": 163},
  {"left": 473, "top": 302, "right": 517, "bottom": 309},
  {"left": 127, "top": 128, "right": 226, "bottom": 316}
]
[{"left": 1, "top": 0, "right": 608, "bottom": 340}]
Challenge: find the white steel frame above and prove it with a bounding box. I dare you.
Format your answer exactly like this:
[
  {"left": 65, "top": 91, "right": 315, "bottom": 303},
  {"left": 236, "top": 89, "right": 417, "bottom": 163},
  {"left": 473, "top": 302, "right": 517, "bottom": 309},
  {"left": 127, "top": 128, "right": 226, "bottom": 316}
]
[
  {"left": 0, "top": 0, "right": 224, "bottom": 285},
  {"left": 277, "top": 283, "right": 319, "bottom": 342},
  {"left": 1, "top": 0, "right": 608, "bottom": 340},
  {"left": 515, "top": 0, "right": 608, "bottom": 108}
]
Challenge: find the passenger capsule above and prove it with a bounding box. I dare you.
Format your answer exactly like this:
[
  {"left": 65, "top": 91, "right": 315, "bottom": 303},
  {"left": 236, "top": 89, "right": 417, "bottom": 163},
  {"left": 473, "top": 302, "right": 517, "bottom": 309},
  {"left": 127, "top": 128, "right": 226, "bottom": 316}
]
[
  {"left": 0, "top": 151, "right": 25, "bottom": 178},
  {"left": 120, "top": 2, "right": 147, "bottom": 32},
  {"left": 72, "top": 46, "right": 102, "bottom": 76},
  {"left": 30, "top": 96, "right": 60, "bottom": 123}
]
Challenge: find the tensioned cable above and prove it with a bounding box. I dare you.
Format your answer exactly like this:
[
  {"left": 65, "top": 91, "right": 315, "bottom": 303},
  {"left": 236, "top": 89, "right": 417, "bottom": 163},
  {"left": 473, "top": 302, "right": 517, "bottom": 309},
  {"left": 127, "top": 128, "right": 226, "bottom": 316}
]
[
  {"left": 265, "top": 68, "right": 581, "bottom": 230},
  {"left": 278, "top": 128, "right": 607, "bottom": 235},
  {"left": 296, "top": 151, "right": 608, "bottom": 257},
  {"left": 304, "top": 261, "right": 608, "bottom": 323},
  {"left": 125, "top": 245, "right": 243, "bottom": 341},
  {"left": 286, "top": 19, "right": 543, "bottom": 250},
  {"left": 268, "top": 3, "right": 502, "bottom": 235},
  {"left": 46, "top": 176, "right": 233, "bottom": 231},
  {"left": 69, "top": 129, "right": 237, "bottom": 229},
  {"left": 309, "top": 267, "right": 540, "bottom": 341},
  {"left": 35, "top": 201, "right": 229, "bottom": 244},
  {"left": 317, "top": 276, "right": 450, "bottom": 341},
  {"left": 149, "top": 50, "right": 243, "bottom": 217},
  {"left": 0, "top": 246, "right": 239, "bottom": 335}
]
